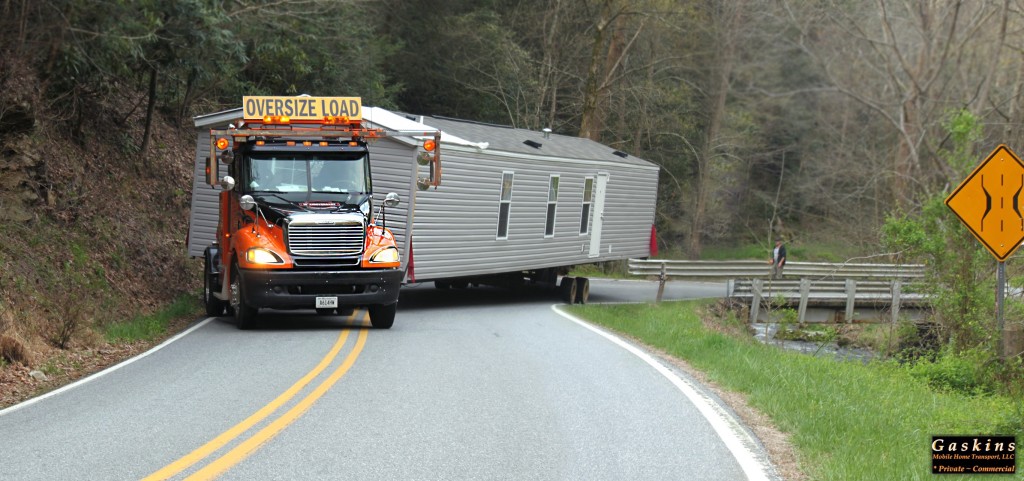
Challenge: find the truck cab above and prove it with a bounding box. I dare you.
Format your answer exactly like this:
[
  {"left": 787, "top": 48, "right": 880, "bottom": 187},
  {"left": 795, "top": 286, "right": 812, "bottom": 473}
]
[{"left": 202, "top": 96, "right": 417, "bottom": 329}]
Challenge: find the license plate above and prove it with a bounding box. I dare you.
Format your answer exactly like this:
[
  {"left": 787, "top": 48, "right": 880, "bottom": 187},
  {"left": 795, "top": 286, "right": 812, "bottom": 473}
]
[{"left": 316, "top": 297, "right": 338, "bottom": 309}]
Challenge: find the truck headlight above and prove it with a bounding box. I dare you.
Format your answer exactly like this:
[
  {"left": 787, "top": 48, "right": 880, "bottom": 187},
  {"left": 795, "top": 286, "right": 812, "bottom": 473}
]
[
  {"left": 246, "top": 247, "right": 284, "bottom": 265},
  {"left": 369, "top": 247, "right": 400, "bottom": 264}
]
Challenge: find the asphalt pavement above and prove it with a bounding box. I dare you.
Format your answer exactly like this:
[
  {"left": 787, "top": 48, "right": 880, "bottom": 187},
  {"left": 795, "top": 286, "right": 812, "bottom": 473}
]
[{"left": 0, "top": 278, "right": 778, "bottom": 481}]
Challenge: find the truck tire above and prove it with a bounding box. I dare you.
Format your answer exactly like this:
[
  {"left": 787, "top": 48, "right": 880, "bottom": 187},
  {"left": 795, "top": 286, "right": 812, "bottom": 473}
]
[
  {"left": 559, "top": 277, "right": 577, "bottom": 304},
  {"left": 230, "top": 262, "right": 258, "bottom": 330},
  {"left": 574, "top": 277, "right": 590, "bottom": 304},
  {"left": 434, "top": 280, "right": 450, "bottom": 289},
  {"left": 368, "top": 303, "right": 396, "bottom": 329},
  {"left": 203, "top": 254, "right": 227, "bottom": 316}
]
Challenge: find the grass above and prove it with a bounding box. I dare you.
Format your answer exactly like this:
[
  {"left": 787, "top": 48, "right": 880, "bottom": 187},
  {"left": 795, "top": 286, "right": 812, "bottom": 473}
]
[
  {"left": 569, "top": 260, "right": 632, "bottom": 279},
  {"left": 566, "top": 300, "right": 1023, "bottom": 481},
  {"left": 104, "top": 295, "right": 200, "bottom": 343}
]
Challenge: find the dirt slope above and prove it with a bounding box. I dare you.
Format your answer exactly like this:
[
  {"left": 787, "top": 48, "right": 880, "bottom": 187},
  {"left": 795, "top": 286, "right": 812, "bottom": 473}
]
[{"left": 0, "top": 56, "right": 202, "bottom": 408}]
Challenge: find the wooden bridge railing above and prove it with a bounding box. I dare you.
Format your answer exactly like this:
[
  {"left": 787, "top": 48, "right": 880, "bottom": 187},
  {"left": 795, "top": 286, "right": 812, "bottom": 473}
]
[{"left": 628, "top": 259, "right": 926, "bottom": 323}]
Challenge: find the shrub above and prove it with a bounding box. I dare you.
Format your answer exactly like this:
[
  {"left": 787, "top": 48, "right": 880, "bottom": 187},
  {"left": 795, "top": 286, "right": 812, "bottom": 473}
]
[
  {"left": 0, "top": 334, "right": 31, "bottom": 365},
  {"left": 906, "top": 347, "right": 997, "bottom": 395}
]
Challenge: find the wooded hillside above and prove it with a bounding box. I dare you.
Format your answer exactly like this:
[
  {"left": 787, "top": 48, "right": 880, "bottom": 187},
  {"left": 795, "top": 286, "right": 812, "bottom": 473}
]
[
  {"left": 5, "top": 0, "right": 1019, "bottom": 253},
  {"left": 0, "top": 0, "right": 1021, "bottom": 365}
]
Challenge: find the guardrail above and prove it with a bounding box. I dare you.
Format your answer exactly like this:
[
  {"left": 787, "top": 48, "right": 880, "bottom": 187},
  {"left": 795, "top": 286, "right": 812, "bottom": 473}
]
[
  {"left": 727, "top": 278, "right": 927, "bottom": 323},
  {"left": 628, "top": 259, "right": 927, "bottom": 323}
]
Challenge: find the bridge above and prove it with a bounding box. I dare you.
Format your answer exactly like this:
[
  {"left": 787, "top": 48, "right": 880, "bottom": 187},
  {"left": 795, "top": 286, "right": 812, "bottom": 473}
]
[{"left": 628, "top": 259, "right": 927, "bottom": 323}]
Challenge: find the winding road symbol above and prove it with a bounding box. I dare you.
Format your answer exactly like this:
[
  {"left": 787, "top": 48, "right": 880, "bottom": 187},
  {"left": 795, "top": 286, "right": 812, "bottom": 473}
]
[{"left": 946, "top": 144, "right": 1024, "bottom": 261}]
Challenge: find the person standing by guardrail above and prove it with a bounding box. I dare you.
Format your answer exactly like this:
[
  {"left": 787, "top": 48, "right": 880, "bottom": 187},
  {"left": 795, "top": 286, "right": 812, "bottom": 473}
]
[{"left": 770, "top": 239, "right": 787, "bottom": 279}]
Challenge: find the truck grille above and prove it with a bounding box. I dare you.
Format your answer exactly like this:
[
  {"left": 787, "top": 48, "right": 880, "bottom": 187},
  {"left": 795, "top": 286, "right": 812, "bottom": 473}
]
[{"left": 287, "top": 219, "right": 365, "bottom": 257}]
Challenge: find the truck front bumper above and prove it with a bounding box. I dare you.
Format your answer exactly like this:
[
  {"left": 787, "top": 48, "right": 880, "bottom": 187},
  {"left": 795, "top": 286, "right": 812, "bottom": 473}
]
[{"left": 238, "top": 268, "right": 403, "bottom": 309}]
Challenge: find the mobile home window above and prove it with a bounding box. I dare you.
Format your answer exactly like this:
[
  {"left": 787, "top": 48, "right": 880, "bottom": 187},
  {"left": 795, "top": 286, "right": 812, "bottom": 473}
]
[
  {"left": 545, "top": 175, "right": 559, "bottom": 237},
  {"left": 580, "top": 177, "right": 594, "bottom": 235},
  {"left": 497, "top": 172, "right": 514, "bottom": 239}
]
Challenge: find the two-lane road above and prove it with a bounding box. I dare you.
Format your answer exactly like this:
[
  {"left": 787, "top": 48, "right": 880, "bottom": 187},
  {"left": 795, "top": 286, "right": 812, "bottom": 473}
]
[{"left": 0, "top": 279, "right": 777, "bottom": 480}]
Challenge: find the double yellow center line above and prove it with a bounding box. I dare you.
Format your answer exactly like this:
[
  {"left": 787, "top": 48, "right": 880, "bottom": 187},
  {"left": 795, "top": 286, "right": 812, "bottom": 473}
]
[{"left": 143, "top": 319, "right": 369, "bottom": 480}]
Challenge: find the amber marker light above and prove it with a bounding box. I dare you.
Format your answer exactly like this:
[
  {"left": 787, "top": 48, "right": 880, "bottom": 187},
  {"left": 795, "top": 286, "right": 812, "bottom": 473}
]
[
  {"left": 216, "top": 138, "right": 230, "bottom": 150},
  {"left": 423, "top": 139, "right": 436, "bottom": 151}
]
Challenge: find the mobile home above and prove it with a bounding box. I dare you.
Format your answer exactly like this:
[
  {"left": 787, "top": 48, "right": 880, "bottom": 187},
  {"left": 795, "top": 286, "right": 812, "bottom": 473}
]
[{"left": 188, "top": 107, "right": 659, "bottom": 304}]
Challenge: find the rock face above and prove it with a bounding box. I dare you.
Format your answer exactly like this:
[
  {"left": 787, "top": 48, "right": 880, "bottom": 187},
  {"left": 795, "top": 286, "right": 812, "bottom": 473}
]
[{"left": 0, "top": 102, "right": 41, "bottom": 222}]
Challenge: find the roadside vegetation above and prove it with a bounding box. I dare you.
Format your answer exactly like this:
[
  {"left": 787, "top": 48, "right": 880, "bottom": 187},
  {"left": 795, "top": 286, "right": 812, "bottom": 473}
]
[
  {"left": 573, "top": 110, "right": 1024, "bottom": 475},
  {"left": 567, "top": 300, "right": 1024, "bottom": 480},
  {"left": 104, "top": 296, "right": 200, "bottom": 343}
]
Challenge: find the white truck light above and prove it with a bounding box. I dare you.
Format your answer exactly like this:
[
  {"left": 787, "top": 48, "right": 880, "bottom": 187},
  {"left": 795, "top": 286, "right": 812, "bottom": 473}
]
[{"left": 246, "top": 247, "right": 284, "bottom": 265}]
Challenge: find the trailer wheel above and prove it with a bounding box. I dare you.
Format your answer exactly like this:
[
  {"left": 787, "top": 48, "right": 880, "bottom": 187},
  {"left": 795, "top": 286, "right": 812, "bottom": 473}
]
[
  {"left": 368, "top": 303, "right": 396, "bottom": 329},
  {"left": 434, "top": 280, "right": 450, "bottom": 289},
  {"left": 559, "top": 277, "right": 577, "bottom": 304},
  {"left": 203, "top": 255, "right": 227, "bottom": 316},
  {"left": 574, "top": 277, "right": 590, "bottom": 304},
  {"left": 230, "top": 262, "right": 258, "bottom": 330}
]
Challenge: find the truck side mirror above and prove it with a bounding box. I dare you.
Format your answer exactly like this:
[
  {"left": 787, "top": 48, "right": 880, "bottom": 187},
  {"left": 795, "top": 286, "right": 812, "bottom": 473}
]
[
  {"left": 220, "top": 175, "right": 236, "bottom": 191},
  {"left": 383, "top": 192, "right": 400, "bottom": 207},
  {"left": 239, "top": 194, "right": 256, "bottom": 211}
]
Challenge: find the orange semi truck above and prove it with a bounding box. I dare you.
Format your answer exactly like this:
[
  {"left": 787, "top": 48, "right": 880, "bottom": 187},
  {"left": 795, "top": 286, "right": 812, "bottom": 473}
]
[{"left": 201, "top": 96, "right": 439, "bottom": 329}]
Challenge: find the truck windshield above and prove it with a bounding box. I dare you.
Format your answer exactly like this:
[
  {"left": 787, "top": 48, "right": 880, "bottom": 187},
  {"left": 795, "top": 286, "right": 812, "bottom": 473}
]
[{"left": 247, "top": 153, "right": 368, "bottom": 196}]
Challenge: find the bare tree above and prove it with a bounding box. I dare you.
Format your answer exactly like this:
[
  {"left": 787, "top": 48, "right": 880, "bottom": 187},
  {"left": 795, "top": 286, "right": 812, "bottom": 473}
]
[{"left": 785, "top": 0, "right": 1008, "bottom": 210}]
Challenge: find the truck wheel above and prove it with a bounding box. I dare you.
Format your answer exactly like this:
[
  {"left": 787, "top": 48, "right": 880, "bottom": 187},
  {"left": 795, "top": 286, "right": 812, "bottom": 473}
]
[
  {"left": 574, "top": 277, "right": 590, "bottom": 304},
  {"left": 230, "top": 263, "right": 258, "bottom": 330},
  {"left": 368, "top": 303, "right": 396, "bottom": 329},
  {"left": 204, "top": 255, "right": 226, "bottom": 316},
  {"left": 559, "top": 277, "right": 577, "bottom": 304}
]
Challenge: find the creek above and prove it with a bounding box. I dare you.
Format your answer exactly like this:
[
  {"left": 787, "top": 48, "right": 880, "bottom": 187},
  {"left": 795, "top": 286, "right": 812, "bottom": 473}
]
[{"left": 750, "top": 323, "right": 877, "bottom": 363}]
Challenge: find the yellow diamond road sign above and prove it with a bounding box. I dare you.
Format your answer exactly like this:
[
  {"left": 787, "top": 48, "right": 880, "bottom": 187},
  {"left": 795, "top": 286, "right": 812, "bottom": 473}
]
[{"left": 946, "top": 144, "right": 1024, "bottom": 261}]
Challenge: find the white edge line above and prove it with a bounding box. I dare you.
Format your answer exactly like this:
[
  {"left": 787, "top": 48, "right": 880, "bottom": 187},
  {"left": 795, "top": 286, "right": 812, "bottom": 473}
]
[
  {"left": 0, "top": 317, "right": 217, "bottom": 417},
  {"left": 552, "top": 305, "right": 776, "bottom": 481}
]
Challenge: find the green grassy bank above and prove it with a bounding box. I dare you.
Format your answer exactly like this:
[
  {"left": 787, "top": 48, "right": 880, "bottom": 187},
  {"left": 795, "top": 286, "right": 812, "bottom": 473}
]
[{"left": 566, "top": 300, "right": 1023, "bottom": 480}]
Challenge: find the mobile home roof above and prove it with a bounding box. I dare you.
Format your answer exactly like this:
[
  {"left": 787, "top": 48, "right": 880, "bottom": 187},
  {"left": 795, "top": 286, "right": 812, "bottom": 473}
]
[{"left": 419, "top": 115, "right": 659, "bottom": 169}]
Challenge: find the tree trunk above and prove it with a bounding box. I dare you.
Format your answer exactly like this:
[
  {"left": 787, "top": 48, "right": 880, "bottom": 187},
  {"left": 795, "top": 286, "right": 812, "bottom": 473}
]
[
  {"left": 578, "top": 1, "right": 612, "bottom": 141},
  {"left": 139, "top": 65, "right": 158, "bottom": 167},
  {"left": 687, "top": 2, "right": 739, "bottom": 259},
  {"left": 179, "top": 69, "right": 197, "bottom": 123}
]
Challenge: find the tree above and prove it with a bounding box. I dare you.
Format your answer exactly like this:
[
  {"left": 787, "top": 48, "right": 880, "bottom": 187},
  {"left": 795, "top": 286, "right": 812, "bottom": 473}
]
[{"left": 784, "top": 0, "right": 1009, "bottom": 211}]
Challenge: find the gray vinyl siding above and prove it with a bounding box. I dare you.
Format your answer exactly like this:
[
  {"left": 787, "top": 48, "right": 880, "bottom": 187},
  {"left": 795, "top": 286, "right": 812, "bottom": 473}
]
[
  {"left": 366, "top": 140, "right": 417, "bottom": 270},
  {"left": 601, "top": 168, "right": 659, "bottom": 256},
  {"left": 409, "top": 147, "right": 658, "bottom": 281},
  {"left": 186, "top": 134, "right": 224, "bottom": 258}
]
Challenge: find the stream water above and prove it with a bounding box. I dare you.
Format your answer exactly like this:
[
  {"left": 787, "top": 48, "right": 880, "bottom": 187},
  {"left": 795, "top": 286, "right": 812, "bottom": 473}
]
[{"left": 751, "top": 323, "right": 878, "bottom": 362}]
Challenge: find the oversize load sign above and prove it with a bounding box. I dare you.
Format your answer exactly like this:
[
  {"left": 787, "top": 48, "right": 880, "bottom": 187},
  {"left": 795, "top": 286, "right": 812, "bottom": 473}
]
[
  {"left": 932, "top": 436, "right": 1016, "bottom": 474},
  {"left": 945, "top": 145, "right": 1024, "bottom": 261},
  {"left": 242, "top": 96, "right": 362, "bottom": 121}
]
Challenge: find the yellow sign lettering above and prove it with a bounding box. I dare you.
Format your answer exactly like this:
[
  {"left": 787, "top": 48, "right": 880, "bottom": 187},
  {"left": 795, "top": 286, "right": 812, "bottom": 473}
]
[{"left": 242, "top": 96, "right": 362, "bottom": 121}]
